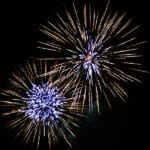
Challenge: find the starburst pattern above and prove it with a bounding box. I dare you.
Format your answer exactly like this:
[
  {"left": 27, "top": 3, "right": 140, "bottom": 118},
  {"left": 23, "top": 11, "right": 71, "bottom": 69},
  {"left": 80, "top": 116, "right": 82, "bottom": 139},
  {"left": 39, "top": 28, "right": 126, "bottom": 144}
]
[
  {"left": 38, "top": 0, "right": 147, "bottom": 114},
  {"left": 0, "top": 59, "right": 84, "bottom": 149},
  {"left": 21, "top": 82, "right": 65, "bottom": 127}
]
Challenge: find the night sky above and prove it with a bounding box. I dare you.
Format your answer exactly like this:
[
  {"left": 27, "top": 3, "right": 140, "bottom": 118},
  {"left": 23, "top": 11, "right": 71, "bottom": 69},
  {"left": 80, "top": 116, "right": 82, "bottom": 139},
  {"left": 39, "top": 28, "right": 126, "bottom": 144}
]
[{"left": 0, "top": 0, "right": 149, "bottom": 150}]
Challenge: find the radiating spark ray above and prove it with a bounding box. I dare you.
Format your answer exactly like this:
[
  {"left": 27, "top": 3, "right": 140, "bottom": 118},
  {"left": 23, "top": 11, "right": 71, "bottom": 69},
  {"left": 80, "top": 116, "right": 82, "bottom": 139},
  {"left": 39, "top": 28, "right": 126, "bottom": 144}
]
[
  {"left": 98, "top": 0, "right": 110, "bottom": 32},
  {"left": 83, "top": 3, "right": 87, "bottom": 30},
  {"left": 123, "top": 62, "right": 141, "bottom": 65},
  {"left": 107, "top": 84, "right": 116, "bottom": 97},
  {"left": 113, "top": 48, "right": 138, "bottom": 54},
  {"left": 103, "top": 90, "right": 112, "bottom": 109},
  {"left": 127, "top": 41, "right": 147, "bottom": 48},
  {"left": 95, "top": 85, "right": 100, "bottom": 115},
  {"left": 129, "top": 68, "right": 149, "bottom": 73},
  {"left": 115, "top": 18, "right": 132, "bottom": 36},
  {"left": 81, "top": 85, "right": 86, "bottom": 112},
  {"left": 59, "top": 128, "right": 72, "bottom": 148},
  {"left": 121, "top": 25, "right": 141, "bottom": 38},
  {"left": 72, "top": 2, "right": 82, "bottom": 35},
  {"left": 118, "top": 37, "right": 136, "bottom": 47},
  {"left": 64, "top": 7, "right": 76, "bottom": 31}
]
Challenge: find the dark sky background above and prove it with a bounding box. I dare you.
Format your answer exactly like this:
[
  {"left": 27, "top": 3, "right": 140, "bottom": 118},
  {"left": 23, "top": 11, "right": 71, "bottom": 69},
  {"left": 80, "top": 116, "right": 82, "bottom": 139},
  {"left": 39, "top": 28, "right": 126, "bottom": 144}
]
[{"left": 0, "top": 0, "right": 149, "bottom": 150}]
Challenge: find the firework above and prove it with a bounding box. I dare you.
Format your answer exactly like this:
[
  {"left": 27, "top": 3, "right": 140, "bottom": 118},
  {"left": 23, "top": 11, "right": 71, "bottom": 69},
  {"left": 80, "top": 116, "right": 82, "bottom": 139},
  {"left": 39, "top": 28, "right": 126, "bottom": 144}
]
[
  {"left": 0, "top": 59, "right": 84, "bottom": 149},
  {"left": 37, "top": 0, "right": 147, "bottom": 114}
]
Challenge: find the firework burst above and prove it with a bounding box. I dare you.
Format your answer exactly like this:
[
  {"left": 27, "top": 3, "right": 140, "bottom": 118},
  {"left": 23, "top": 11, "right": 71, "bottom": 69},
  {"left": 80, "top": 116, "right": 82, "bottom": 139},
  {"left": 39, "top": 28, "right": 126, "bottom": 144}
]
[
  {"left": 38, "top": 0, "right": 146, "bottom": 114},
  {"left": 0, "top": 59, "right": 84, "bottom": 149}
]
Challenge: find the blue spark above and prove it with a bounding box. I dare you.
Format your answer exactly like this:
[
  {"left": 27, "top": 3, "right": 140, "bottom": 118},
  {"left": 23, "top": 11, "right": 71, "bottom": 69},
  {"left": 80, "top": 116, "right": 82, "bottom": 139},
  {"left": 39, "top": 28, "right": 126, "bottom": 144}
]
[
  {"left": 22, "top": 82, "right": 64, "bottom": 127},
  {"left": 78, "top": 36, "right": 101, "bottom": 84}
]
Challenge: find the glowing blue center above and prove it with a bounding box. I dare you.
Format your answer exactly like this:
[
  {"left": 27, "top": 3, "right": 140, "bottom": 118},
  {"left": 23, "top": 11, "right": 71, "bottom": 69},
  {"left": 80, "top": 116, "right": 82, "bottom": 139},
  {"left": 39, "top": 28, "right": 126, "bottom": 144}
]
[
  {"left": 79, "top": 38, "right": 100, "bottom": 81},
  {"left": 22, "top": 82, "right": 64, "bottom": 126}
]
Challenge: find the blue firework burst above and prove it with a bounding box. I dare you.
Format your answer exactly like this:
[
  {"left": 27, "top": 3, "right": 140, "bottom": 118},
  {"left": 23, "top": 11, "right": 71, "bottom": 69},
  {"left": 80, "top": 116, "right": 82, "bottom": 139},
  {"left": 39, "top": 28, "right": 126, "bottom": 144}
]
[
  {"left": 0, "top": 60, "right": 84, "bottom": 149},
  {"left": 21, "top": 82, "right": 64, "bottom": 127}
]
